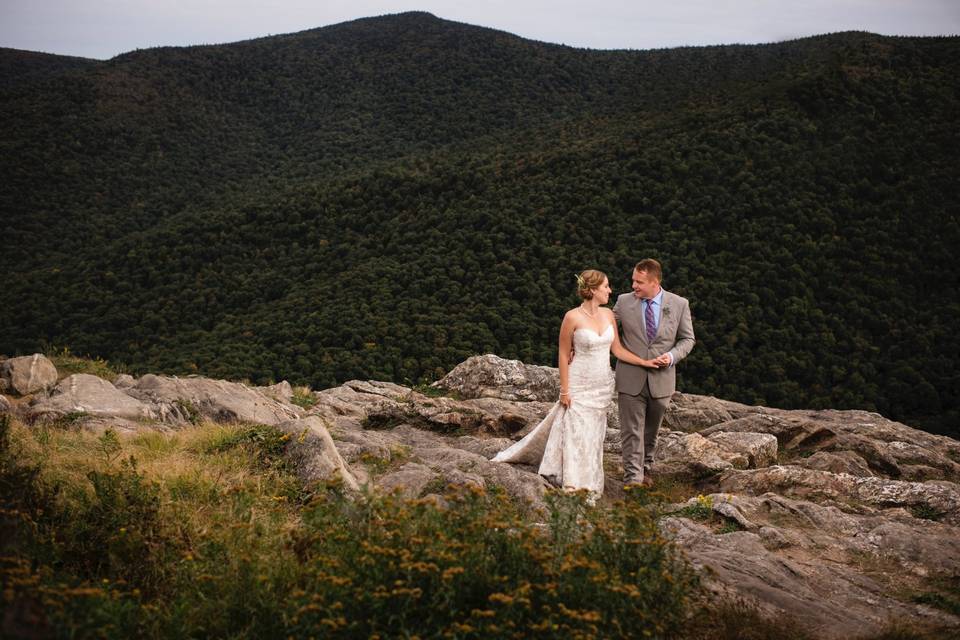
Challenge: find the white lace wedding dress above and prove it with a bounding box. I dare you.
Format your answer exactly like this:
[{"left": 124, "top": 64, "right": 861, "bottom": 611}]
[{"left": 491, "top": 324, "right": 615, "bottom": 498}]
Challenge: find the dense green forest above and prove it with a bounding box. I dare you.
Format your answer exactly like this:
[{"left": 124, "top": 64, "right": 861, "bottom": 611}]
[{"left": 1, "top": 12, "right": 957, "bottom": 436}]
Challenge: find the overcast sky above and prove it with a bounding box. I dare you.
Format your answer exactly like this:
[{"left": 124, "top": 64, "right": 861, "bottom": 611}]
[{"left": 2, "top": 0, "right": 958, "bottom": 60}]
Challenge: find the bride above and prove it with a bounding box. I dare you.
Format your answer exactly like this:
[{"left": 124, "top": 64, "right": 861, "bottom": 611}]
[{"left": 491, "top": 269, "right": 656, "bottom": 499}]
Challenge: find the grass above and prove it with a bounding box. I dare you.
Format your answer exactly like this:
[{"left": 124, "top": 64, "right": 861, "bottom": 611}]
[
  {"left": 46, "top": 346, "right": 125, "bottom": 382},
  {"left": 671, "top": 494, "right": 745, "bottom": 534},
  {"left": 910, "top": 503, "right": 946, "bottom": 521},
  {"left": 412, "top": 383, "right": 461, "bottom": 400},
  {"left": 291, "top": 385, "right": 318, "bottom": 409},
  {"left": 358, "top": 444, "right": 413, "bottom": 475},
  {"left": 681, "top": 598, "right": 815, "bottom": 640},
  {"left": 910, "top": 575, "right": 960, "bottom": 617},
  {"left": 649, "top": 475, "right": 702, "bottom": 504},
  {"left": 1, "top": 414, "right": 705, "bottom": 639},
  {"left": 674, "top": 494, "right": 715, "bottom": 520}
]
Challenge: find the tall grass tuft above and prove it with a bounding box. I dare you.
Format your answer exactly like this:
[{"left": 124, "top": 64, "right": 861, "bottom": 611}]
[{"left": 46, "top": 346, "right": 124, "bottom": 381}]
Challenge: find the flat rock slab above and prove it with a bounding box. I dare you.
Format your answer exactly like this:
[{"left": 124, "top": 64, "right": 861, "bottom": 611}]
[
  {"left": 126, "top": 374, "right": 301, "bottom": 425},
  {"left": 30, "top": 373, "right": 157, "bottom": 421}
]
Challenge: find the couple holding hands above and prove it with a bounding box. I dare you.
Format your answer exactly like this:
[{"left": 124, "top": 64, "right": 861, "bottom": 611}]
[{"left": 493, "top": 259, "right": 696, "bottom": 500}]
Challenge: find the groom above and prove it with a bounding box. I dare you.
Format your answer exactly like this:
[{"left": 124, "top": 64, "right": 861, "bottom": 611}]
[{"left": 613, "top": 259, "right": 695, "bottom": 487}]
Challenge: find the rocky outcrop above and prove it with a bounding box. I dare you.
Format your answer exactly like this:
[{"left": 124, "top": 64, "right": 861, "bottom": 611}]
[
  {"left": 719, "top": 466, "right": 960, "bottom": 525},
  {"left": 432, "top": 354, "right": 559, "bottom": 401},
  {"left": 700, "top": 407, "right": 960, "bottom": 482},
  {"left": 30, "top": 374, "right": 157, "bottom": 421},
  {"left": 1, "top": 354, "right": 58, "bottom": 396},
  {"left": 5, "top": 352, "right": 958, "bottom": 637},
  {"left": 125, "top": 374, "right": 301, "bottom": 425}
]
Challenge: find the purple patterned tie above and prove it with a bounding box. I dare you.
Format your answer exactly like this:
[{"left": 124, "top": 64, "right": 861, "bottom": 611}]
[{"left": 644, "top": 299, "right": 656, "bottom": 342}]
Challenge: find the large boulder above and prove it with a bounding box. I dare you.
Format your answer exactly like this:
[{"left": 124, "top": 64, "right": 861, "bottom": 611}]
[
  {"left": 1, "top": 354, "right": 58, "bottom": 396},
  {"left": 654, "top": 432, "right": 739, "bottom": 475},
  {"left": 30, "top": 374, "right": 157, "bottom": 421},
  {"left": 276, "top": 416, "right": 359, "bottom": 490},
  {"left": 431, "top": 354, "right": 559, "bottom": 402},
  {"left": 125, "top": 374, "right": 301, "bottom": 425}
]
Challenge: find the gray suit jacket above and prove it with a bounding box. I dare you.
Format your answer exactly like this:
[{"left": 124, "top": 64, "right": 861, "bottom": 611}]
[{"left": 613, "top": 290, "right": 695, "bottom": 398}]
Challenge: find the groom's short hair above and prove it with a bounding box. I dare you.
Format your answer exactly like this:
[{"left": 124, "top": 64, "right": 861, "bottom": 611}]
[{"left": 634, "top": 259, "right": 662, "bottom": 282}]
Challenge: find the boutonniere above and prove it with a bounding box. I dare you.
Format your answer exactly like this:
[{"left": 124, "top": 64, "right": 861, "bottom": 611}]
[{"left": 662, "top": 307, "right": 672, "bottom": 318}]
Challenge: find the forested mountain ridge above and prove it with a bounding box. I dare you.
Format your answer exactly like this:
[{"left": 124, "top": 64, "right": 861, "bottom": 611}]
[{"left": 2, "top": 12, "right": 958, "bottom": 436}]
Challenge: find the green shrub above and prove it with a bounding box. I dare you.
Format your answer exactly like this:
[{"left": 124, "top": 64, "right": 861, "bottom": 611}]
[{"left": 287, "top": 484, "right": 697, "bottom": 638}]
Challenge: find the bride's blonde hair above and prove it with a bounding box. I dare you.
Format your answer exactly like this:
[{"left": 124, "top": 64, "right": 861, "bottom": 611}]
[{"left": 576, "top": 269, "right": 607, "bottom": 300}]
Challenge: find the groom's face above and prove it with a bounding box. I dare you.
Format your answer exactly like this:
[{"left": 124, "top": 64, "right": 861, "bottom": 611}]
[{"left": 631, "top": 269, "right": 661, "bottom": 299}]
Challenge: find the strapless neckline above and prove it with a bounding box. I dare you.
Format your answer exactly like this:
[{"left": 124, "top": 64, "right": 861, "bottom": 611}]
[{"left": 575, "top": 324, "right": 613, "bottom": 338}]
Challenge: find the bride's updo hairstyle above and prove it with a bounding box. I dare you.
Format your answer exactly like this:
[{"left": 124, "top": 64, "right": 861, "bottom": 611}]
[{"left": 576, "top": 269, "right": 607, "bottom": 300}]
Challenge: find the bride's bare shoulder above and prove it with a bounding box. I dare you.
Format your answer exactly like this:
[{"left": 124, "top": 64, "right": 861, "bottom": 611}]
[{"left": 562, "top": 307, "right": 585, "bottom": 325}]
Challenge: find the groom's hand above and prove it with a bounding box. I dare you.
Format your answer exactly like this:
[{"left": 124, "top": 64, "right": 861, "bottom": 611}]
[{"left": 652, "top": 354, "right": 671, "bottom": 368}]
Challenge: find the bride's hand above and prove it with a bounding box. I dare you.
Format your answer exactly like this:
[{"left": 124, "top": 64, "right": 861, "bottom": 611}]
[{"left": 560, "top": 392, "right": 572, "bottom": 408}]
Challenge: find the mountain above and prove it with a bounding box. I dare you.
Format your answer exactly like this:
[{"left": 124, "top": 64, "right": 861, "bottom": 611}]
[{"left": 1, "top": 12, "right": 958, "bottom": 436}]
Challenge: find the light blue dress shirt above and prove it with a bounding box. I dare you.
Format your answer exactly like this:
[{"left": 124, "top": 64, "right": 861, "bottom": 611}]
[
  {"left": 643, "top": 288, "right": 674, "bottom": 366},
  {"left": 642, "top": 289, "right": 664, "bottom": 335}
]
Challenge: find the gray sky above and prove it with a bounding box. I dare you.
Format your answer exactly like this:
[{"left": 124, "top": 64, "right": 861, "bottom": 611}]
[{"left": 2, "top": 0, "right": 959, "bottom": 60}]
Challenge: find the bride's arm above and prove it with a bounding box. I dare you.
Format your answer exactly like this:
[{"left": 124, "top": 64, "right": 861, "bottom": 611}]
[
  {"left": 558, "top": 311, "right": 577, "bottom": 407},
  {"left": 608, "top": 312, "right": 656, "bottom": 368}
]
